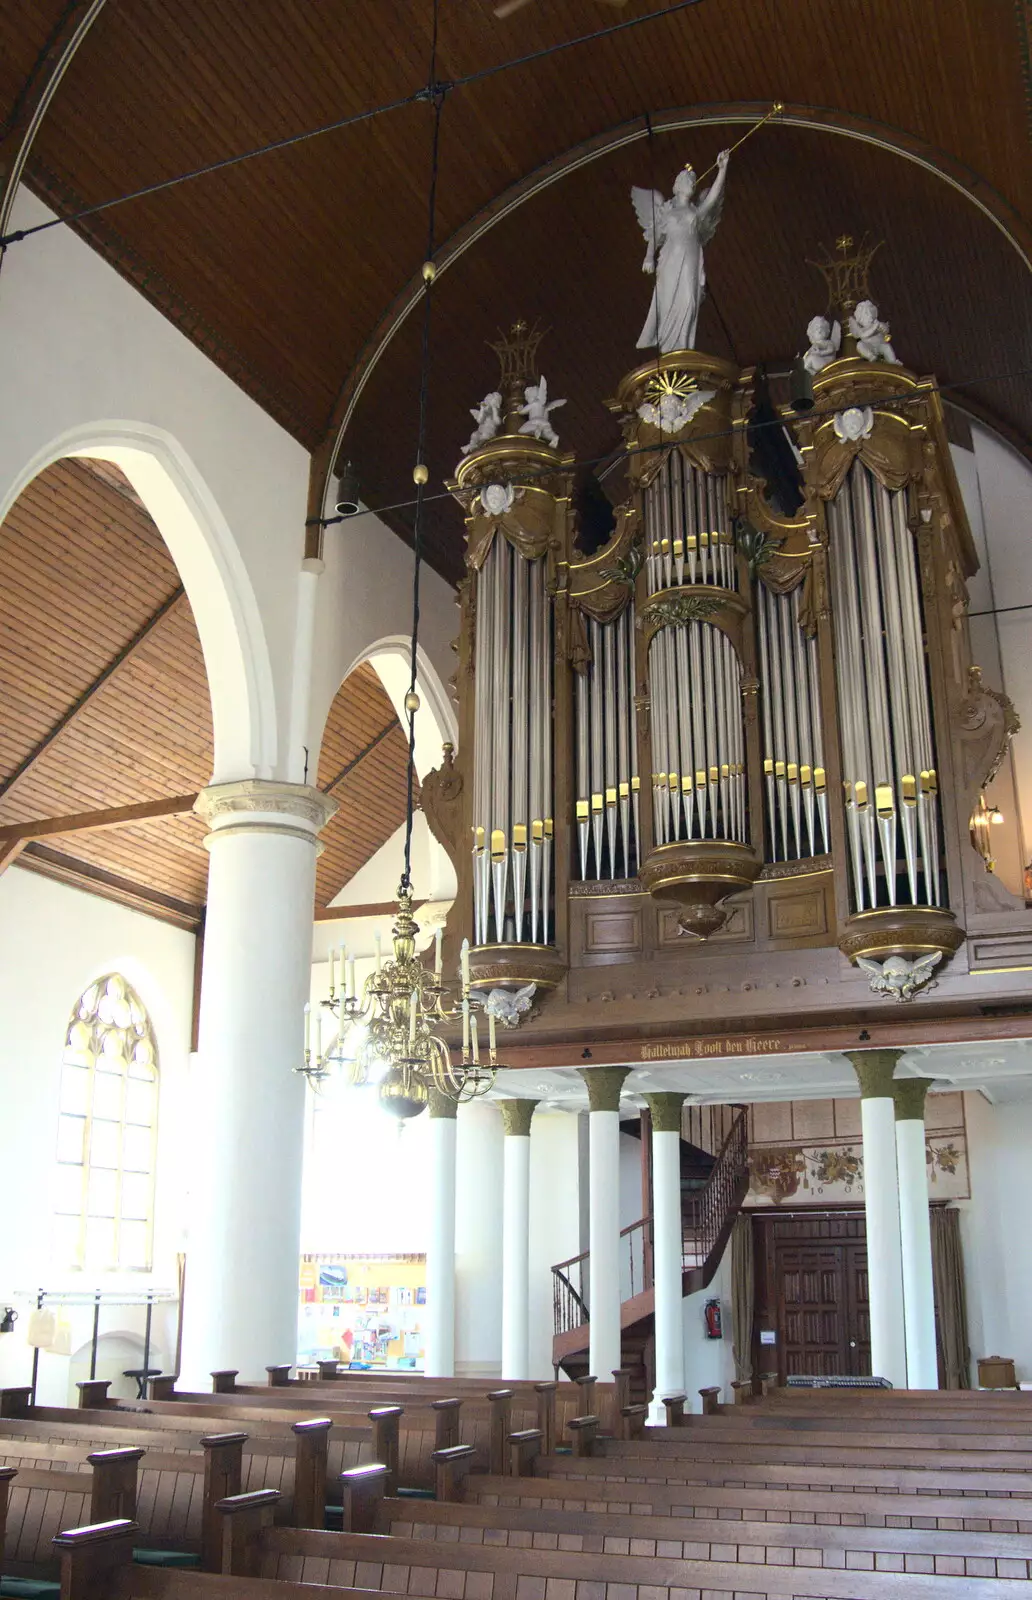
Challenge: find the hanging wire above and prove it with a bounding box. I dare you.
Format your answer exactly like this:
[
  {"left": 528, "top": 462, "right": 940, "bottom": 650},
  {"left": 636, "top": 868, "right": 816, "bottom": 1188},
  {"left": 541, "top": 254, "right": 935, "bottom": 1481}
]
[
  {"left": 400, "top": 0, "right": 444, "bottom": 896},
  {"left": 0, "top": 0, "right": 707, "bottom": 250}
]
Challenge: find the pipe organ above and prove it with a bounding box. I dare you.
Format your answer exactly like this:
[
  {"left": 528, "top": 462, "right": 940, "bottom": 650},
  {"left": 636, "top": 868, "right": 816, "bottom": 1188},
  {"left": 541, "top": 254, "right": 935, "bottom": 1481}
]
[{"left": 421, "top": 265, "right": 1020, "bottom": 1015}]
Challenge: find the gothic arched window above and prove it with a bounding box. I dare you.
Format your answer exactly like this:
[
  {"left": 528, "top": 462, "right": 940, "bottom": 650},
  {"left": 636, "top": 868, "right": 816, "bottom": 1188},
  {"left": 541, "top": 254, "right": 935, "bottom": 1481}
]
[{"left": 54, "top": 974, "right": 159, "bottom": 1272}]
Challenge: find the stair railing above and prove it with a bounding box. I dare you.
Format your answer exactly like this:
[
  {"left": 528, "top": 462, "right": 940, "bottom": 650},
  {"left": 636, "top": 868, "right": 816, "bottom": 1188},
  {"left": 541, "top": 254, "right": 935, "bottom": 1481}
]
[
  {"left": 682, "top": 1106, "right": 749, "bottom": 1273},
  {"left": 552, "top": 1247, "right": 589, "bottom": 1335},
  {"left": 551, "top": 1107, "right": 749, "bottom": 1337}
]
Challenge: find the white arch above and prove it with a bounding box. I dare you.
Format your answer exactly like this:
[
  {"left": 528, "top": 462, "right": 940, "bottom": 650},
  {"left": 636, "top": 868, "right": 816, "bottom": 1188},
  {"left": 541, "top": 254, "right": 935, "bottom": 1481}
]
[
  {"left": 342, "top": 636, "right": 458, "bottom": 782},
  {"left": 0, "top": 420, "right": 277, "bottom": 781}
]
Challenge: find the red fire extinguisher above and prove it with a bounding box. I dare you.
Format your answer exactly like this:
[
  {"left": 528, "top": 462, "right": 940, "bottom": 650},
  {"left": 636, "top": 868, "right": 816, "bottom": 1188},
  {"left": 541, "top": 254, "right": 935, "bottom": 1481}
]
[{"left": 704, "top": 1298, "right": 723, "bottom": 1340}]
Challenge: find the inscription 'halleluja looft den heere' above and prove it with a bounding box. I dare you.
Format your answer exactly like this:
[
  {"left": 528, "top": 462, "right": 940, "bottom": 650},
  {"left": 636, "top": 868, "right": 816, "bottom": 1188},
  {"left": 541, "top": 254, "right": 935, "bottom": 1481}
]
[{"left": 639, "top": 1035, "right": 783, "bottom": 1061}]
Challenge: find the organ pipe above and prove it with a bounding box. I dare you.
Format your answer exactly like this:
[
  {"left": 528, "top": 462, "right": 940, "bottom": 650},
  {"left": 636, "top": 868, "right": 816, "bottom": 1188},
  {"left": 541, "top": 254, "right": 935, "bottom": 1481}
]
[
  {"left": 756, "top": 583, "right": 829, "bottom": 863},
  {"left": 829, "top": 461, "right": 941, "bottom": 913},
  {"left": 574, "top": 607, "right": 639, "bottom": 881}
]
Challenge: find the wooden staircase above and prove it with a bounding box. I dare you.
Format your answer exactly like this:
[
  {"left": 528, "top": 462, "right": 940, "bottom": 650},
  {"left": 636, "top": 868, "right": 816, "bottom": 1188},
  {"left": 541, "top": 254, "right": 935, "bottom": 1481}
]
[{"left": 551, "top": 1105, "right": 749, "bottom": 1401}]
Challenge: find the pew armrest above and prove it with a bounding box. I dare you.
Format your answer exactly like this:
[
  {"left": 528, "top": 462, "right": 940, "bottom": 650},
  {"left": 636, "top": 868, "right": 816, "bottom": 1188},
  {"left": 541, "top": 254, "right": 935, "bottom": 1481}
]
[
  {"left": 566, "top": 1414, "right": 600, "bottom": 1458},
  {"left": 210, "top": 1369, "right": 239, "bottom": 1394},
  {"left": 86, "top": 1447, "right": 145, "bottom": 1523},
  {"left": 368, "top": 1406, "right": 402, "bottom": 1496},
  {"left": 509, "top": 1428, "right": 542, "bottom": 1478},
  {"left": 698, "top": 1385, "right": 721, "bottom": 1416},
  {"left": 432, "top": 1444, "right": 476, "bottom": 1503},
  {"left": 340, "top": 1462, "right": 389, "bottom": 1532},
  {"left": 731, "top": 1379, "right": 754, "bottom": 1406},
  {"left": 0, "top": 1387, "right": 33, "bottom": 1418},
  {"left": 266, "top": 1364, "right": 293, "bottom": 1386},
  {"left": 75, "top": 1380, "right": 112, "bottom": 1410},
  {"left": 661, "top": 1393, "right": 687, "bottom": 1427},
  {"left": 214, "top": 1489, "right": 280, "bottom": 1578},
  {"left": 53, "top": 1518, "right": 137, "bottom": 1600},
  {"left": 620, "top": 1403, "right": 648, "bottom": 1440},
  {"left": 430, "top": 1397, "right": 463, "bottom": 1453}
]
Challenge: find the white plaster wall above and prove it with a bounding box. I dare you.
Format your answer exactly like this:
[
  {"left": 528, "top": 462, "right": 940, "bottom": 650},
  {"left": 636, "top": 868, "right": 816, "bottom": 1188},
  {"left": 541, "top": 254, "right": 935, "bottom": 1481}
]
[
  {"left": 308, "top": 517, "right": 459, "bottom": 779},
  {"left": 0, "top": 867, "right": 195, "bottom": 1399},
  {"left": 952, "top": 425, "right": 1032, "bottom": 875},
  {"left": 454, "top": 1101, "right": 504, "bottom": 1377},
  {"left": 682, "top": 1247, "right": 736, "bottom": 1407},
  {"left": 300, "top": 1084, "right": 432, "bottom": 1256},
  {"left": 528, "top": 1112, "right": 582, "bottom": 1379},
  {"left": 958, "top": 1089, "right": 1032, "bottom": 1383}
]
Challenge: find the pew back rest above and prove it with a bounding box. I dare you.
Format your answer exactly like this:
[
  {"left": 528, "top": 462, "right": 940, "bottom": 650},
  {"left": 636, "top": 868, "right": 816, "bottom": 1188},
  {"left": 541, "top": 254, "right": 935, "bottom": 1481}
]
[{"left": 3, "top": 1466, "right": 91, "bottom": 1574}]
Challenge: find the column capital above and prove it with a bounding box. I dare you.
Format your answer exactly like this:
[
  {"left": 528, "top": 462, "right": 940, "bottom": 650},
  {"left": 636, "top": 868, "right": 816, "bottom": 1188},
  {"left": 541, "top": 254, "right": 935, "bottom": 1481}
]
[
  {"left": 894, "top": 1077, "right": 934, "bottom": 1121},
  {"left": 644, "top": 1092, "right": 686, "bottom": 1133},
  {"left": 844, "top": 1048, "right": 904, "bottom": 1099},
  {"left": 427, "top": 1087, "right": 458, "bottom": 1120},
  {"left": 498, "top": 1099, "right": 537, "bottom": 1137},
  {"left": 195, "top": 780, "right": 337, "bottom": 848},
  {"left": 579, "top": 1065, "right": 631, "bottom": 1113}
]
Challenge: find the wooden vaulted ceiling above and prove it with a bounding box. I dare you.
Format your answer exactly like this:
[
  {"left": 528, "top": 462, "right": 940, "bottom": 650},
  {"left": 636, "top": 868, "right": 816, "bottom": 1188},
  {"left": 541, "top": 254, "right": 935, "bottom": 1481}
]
[
  {"left": 0, "top": 461, "right": 409, "bottom": 928},
  {"left": 1, "top": 1, "right": 1031, "bottom": 917},
  {"left": 1, "top": 1, "right": 1031, "bottom": 582}
]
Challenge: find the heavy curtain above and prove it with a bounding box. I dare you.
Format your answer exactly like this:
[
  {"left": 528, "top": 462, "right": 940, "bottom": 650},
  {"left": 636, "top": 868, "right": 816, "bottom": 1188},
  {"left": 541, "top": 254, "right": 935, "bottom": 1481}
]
[
  {"left": 931, "top": 1206, "right": 971, "bottom": 1389},
  {"left": 730, "top": 1212, "right": 755, "bottom": 1382}
]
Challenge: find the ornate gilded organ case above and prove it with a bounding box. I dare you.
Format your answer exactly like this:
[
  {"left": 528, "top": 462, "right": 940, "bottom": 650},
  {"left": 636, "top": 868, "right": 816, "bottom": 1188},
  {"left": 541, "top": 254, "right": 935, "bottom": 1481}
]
[{"left": 421, "top": 326, "right": 1028, "bottom": 1042}]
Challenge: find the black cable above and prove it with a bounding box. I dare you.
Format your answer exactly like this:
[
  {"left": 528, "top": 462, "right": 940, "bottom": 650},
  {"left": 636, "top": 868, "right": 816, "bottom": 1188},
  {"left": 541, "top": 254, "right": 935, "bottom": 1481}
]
[
  {"left": 0, "top": 0, "right": 706, "bottom": 249},
  {"left": 311, "top": 359, "right": 1032, "bottom": 531},
  {"left": 400, "top": 0, "right": 444, "bottom": 896},
  {"left": 969, "top": 603, "right": 1032, "bottom": 619}
]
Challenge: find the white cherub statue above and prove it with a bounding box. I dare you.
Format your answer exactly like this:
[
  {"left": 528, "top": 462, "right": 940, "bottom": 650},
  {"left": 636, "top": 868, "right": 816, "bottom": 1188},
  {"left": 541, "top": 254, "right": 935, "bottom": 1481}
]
[
  {"left": 849, "top": 300, "right": 899, "bottom": 364},
  {"left": 517, "top": 376, "right": 566, "bottom": 448},
  {"left": 803, "top": 314, "right": 841, "bottom": 375},
  {"left": 462, "top": 390, "right": 502, "bottom": 456}
]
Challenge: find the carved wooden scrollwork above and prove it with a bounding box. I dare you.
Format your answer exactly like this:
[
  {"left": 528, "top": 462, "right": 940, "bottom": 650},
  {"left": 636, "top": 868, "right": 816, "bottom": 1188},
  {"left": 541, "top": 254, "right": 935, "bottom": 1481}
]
[
  {"left": 420, "top": 743, "right": 465, "bottom": 879},
  {"left": 958, "top": 665, "right": 1020, "bottom": 790}
]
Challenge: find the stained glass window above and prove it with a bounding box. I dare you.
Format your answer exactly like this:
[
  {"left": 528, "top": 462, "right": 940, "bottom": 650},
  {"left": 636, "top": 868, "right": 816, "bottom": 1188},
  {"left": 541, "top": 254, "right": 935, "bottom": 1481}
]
[{"left": 54, "top": 974, "right": 159, "bottom": 1272}]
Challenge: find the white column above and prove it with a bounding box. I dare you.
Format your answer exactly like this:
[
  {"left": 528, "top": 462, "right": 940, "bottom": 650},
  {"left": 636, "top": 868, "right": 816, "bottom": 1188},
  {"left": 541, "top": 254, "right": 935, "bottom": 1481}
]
[
  {"left": 580, "top": 1067, "right": 630, "bottom": 1380},
  {"left": 425, "top": 1089, "right": 457, "bottom": 1377},
  {"left": 895, "top": 1079, "right": 939, "bottom": 1389},
  {"left": 179, "top": 780, "right": 336, "bottom": 1388},
  {"left": 847, "top": 1050, "right": 907, "bottom": 1388},
  {"left": 646, "top": 1093, "right": 687, "bottom": 1423},
  {"left": 500, "top": 1100, "right": 537, "bottom": 1379}
]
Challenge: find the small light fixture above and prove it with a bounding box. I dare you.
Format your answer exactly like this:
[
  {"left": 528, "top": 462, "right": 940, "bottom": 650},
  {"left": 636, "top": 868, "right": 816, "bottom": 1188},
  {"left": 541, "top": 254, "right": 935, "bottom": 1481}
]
[
  {"left": 334, "top": 461, "right": 360, "bottom": 517},
  {"left": 988, "top": 801, "right": 1004, "bottom": 826},
  {"left": 789, "top": 355, "right": 815, "bottom": 413},
  {"left": 0, "top": 1307, "right": 16, "bottom": 1333}
]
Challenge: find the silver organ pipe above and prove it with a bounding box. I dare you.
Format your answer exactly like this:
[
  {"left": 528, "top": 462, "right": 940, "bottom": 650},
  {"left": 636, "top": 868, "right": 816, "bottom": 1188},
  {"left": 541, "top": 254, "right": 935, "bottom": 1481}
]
[
  {"left": 574, "top": 606, "right": 639, "bottom": 881},
  {"left": 756, "top": 583, "right": 829, "bottom": 862},
  {"left": 471, "top": 537, "right": 555, "bottom": 947},
  {"left": 829, "top": 462, "right": 941, "bottom": 912}
]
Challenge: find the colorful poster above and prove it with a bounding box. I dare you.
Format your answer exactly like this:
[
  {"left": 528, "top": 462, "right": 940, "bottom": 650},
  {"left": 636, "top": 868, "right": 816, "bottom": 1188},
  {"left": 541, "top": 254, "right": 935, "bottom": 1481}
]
[{"left": 297, "top": 1253, "right": 427, "bottom": 1369}]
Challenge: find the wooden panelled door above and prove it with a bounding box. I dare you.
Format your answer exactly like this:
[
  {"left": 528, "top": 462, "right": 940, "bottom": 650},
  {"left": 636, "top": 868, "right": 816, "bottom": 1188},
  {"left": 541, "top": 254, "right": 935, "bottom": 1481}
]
[{"left": 753, "top": 1212, "right": 871, "bottom": 1381}]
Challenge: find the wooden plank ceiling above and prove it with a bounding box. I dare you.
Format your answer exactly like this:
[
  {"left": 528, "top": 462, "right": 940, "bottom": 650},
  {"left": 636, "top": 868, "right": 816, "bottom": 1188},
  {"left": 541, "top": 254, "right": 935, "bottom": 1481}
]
[
  {"left": 0, "top": 460, "right": 409, "bottom": 928},
  {"left": 2, "top": 1, "right": 1030, "bottom": 582}
]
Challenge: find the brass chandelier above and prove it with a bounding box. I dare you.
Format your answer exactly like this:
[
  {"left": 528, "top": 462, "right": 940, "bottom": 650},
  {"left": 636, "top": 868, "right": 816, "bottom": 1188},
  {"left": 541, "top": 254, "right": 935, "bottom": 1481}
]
[{"left": 298, "top": 899, "right": 500, "bottom": 1118}]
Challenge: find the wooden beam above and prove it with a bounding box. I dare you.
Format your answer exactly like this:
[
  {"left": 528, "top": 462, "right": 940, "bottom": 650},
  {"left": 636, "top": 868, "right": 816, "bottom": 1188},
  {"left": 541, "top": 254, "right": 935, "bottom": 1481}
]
[
  {"left": 19, "top": 842, "right": 203, "bottom": 930},
  {"left": 314, "top": 898, "right": 427, "bottom": 923},
  {"left": 0, "top": 837, "right": 29, "bottom": 877},
  {"left": 0, "top": 585, "right": 186, "bottom": 803},
  {"left": 0, "top": 792, "right": 199, "bottom": 846},
  {"left": 320, "top": 719, "right": 399, "bottom": 795}
]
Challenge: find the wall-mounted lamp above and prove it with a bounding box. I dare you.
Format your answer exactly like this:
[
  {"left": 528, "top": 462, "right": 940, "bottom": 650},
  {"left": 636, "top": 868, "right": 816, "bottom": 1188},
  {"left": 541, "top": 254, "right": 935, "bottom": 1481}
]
[{"left": 0, "top": 1307, "right": 17, "bottom": 1333}]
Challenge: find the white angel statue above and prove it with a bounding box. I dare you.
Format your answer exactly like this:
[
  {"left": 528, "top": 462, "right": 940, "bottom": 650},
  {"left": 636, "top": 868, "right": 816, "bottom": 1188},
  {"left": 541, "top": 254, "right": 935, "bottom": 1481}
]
[
  {"left": 632, "top": 149, "right": 730, "bottom": 353},
  {"left": 462, "top": 390, "right": 502, "bottom": 456},
  {"left": 803, "top": 314, "right": 841, "bottom": 375},
  {"left": 849, "top": 300, "right": 899, "bottom": 364},
  {"left": 517, "top": 376, "right": 566, "bottom": 448}
]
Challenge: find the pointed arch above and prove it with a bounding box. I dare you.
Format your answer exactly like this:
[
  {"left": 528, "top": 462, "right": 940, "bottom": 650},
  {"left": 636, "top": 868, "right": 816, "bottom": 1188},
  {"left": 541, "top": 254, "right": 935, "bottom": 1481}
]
[{"left": 0, "top": 421, "right": 277, "bottom": 781}]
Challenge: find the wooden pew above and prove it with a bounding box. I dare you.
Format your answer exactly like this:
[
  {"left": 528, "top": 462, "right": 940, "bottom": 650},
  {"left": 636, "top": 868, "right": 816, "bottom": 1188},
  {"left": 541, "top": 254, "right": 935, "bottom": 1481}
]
[
  {"left": 210, "top": 1492, "right": 1025, "bottom": 1598},
  {"left": 51, "top": 1519, "right": 398, "bottom": 1600},
  {"left": 374, "top": 1490, "right": 1032, "bottom": 1580},
  {"left": 539, "top": 1449, "right": 1032, "bottom": 1499},
  {"left": 463, "top": 1465, "right": 1032, "bottom": 1534}
]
